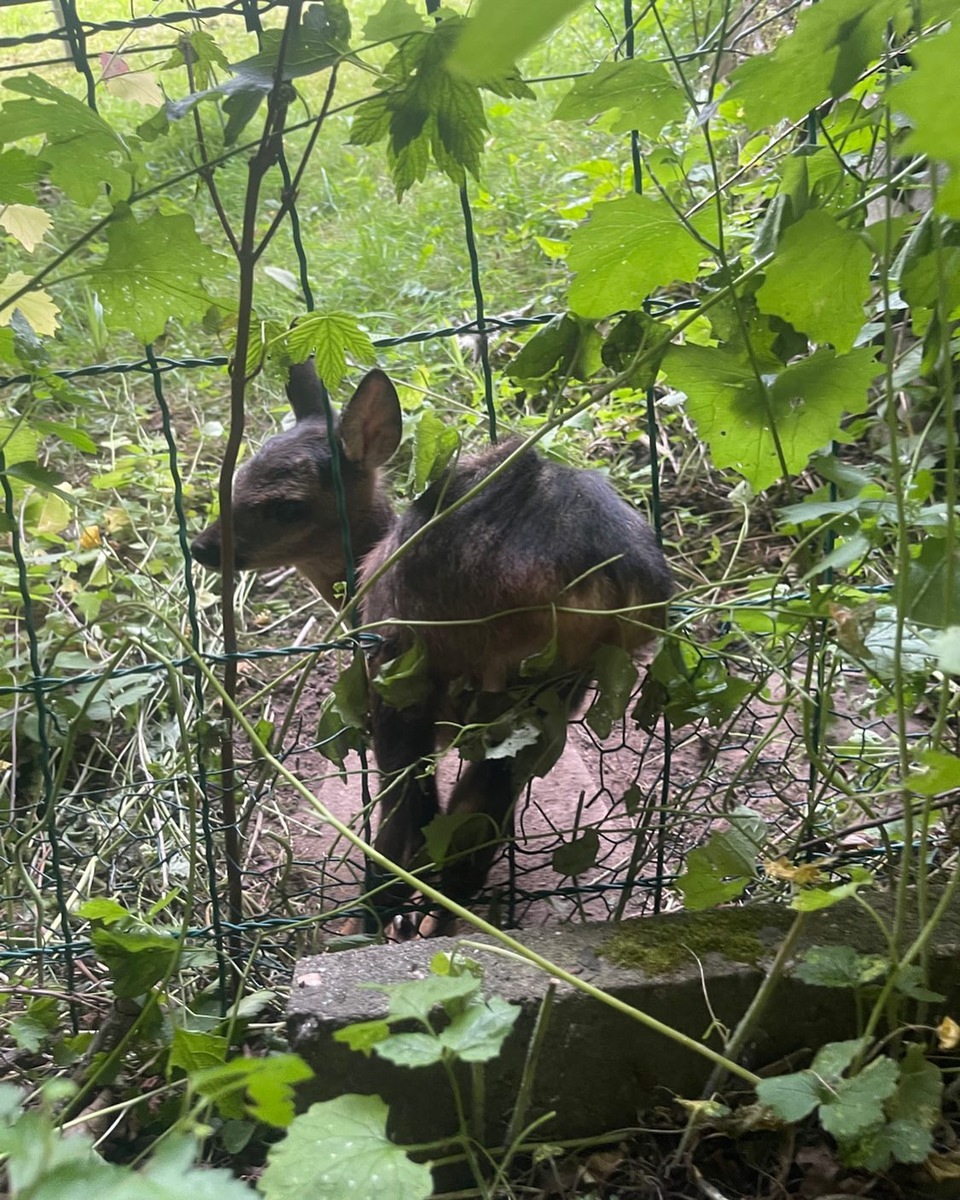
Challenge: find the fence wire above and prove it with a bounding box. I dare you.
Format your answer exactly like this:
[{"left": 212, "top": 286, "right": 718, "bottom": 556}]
[{"left": 0, "top": 0, "right": 937, "bottom": 999}]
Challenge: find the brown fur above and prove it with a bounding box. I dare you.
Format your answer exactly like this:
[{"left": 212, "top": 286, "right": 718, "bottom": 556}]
[{"left": 191, "top": 362, "right": 672, "bottom": 928}]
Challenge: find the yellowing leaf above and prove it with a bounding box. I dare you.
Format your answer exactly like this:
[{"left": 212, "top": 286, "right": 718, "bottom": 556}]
[
  {"left": 79, "top": 524, "right": 102, "bottom": 550},
  {"left": 0, "top": 271, "right": 61, "bottom": 335},
  {"left": 0, "top": 203, "right": 52, "bottom": 252},
  {"left": 765, "top": 858, "right": 824, "bottom": 885},
  {"left": 104, "top": 70, "right": 164, "bottom": 107},
  {"left": 937, "top": 1017, "right": 960, "bottom": 1051}
]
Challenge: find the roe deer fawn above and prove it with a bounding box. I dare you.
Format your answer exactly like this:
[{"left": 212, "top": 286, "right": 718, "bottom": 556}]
[{"left": 191, "top": 360, "right": 672, "bottom": 929}]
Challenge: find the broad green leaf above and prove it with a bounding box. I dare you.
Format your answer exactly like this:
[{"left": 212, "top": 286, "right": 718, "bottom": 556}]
[
  {"left": 506, "top": 313, "right": 602, "bottom": 384},
  {"left": 1, "top": 75, "right": 135, "bottom": 204},
  {"left": 371, "top": 640, "right": 433, "bottom": 709},
  {"left": 568, "top": 195, "right": 705, "bottom": 318},
  {"left": 162, "top": 30, "right": 230, "bottom": 89},
  {"left": 169, "top": 1027, "right": 228, "bottom": 1075},
  {"left": 448, "top": 0, "right": 587, "bottom": 81},
  {"left": 908, "top": 749, "right": 960, "bottom": 795},
  {"left": 757, "top": 210, "right": 871, "bottom": 352},
  {"left": 0, "top": 148, "right": 45, "bottom": 204},
  {"left": 374, "top": 1032, "right": 443, "bottom": 1067},
  {"left": 316, "top": 700, "right": 363, "bottom": 768},
  {"left": 91, "top": 211, "right": 230, "bottom": 343},
  {"left": 413, "top": 408, "right": 460, "bottom": 493},
  {"left": 331, "top": 653, "right": 369, "bottom": 729},
  {"left": 552, "top": 828, "right": 600, "bottom": 876},
  {"left": 260, "top": 1095, "right": 433, "bottom": 1200},
  {"left": 929, "top": 627, "right": 960, "bottom": 675},
  {"left": 819, "top": 1057, "right": 899, "bottom": 1140},
  {"left": 881, "top": 1118, "right": 934, "bottom": 1165},
  {"left": 600, "top": 310, "right": 669, "bottom": 390},
  {"left": 287, "top": 313, "right": 375, "bottom": 389},
  {"left": 887, "top": 1044, "right": 942, "bottom": 1138},
  {"left": 75, "top": 897, "right": 130, "bottom": 924},
  {"left": 439, "top": 996, "right": 520, "bottom": 1062},
  {"left": 663, "top": 345, "right": 877, "bottom": 491},
  {"left": 676, "top": 822, "right": 760, "bottom": 911},
  {"left": 553, "top": 60, "right": 686, "bottom": 136},
  {"left": 89, "top": 926, "right": 179, "bottom": 997},
  {"left": 794, "top": 945, "right": 886, "bottom": 989},
  {"left": 791, "top": 871, "right": 874, "bottom": 911},
  {"left": 756, "top": 1071, "right": 822, "bottom": 1122},
  {"left": 231, "top": 6, "right": 350, "bottom": 88},
  {"left": 585, "top": 644, "right": 638, "bottom": 738},
  {"left": 811, "top": 1038, "right": 865, "bottom": 1081},
  {"left": 363, "top": 0, "right": 427, "bottom": 43},
  {"left": 724, "top": 0, "right": 904, "bottom": 130},
  {"left": 193, "top": 1055, "right": 312, "bottom": 1129},
  {"left": 898, "top": 537, "right": 960, "bottom": 628},
  {"left": 894, "top": 22, "right": 960, "bottom": 216},
  {"left": 334, "top": 1019, "right": 391, "bottom": 1054},
  {"left": 368, "top": 972, "right": 480, "bottom": 1023}
]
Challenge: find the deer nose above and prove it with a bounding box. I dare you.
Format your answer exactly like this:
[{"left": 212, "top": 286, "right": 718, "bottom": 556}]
[{"left": 190, "top": 531, "right": 221, "bottom": 569}]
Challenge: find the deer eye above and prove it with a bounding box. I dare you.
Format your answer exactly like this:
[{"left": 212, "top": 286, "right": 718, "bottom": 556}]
[{"left": 263, "top": 499, "right": 308, "bottom": 522}]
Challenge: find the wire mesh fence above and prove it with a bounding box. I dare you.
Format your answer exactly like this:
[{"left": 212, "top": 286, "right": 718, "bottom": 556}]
[{"left": 0, "top": 0, "right": 947, "bottom": 1003}]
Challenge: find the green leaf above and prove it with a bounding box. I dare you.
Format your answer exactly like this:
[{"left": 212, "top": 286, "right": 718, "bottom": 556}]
[
  {"left": 89, "top": 926, "right": 179, "bottom": 997},
  {"left": 676, "top": 810, "right": 765, "bottom": 910},
  {"left": 413, "top": 408, "right": 460, "bottom": 493},
  {"left": 287, "top": 313, "right": 375, "bottom": 389},
  {"left": 331, "top": 653, "right": 369, "bottom": 729},
  {"left": 374, "top": 1032, "right": 444, "bottom": 1068},
  {"left": 811, "top": 1038, "right": 864, "bottom": 1080},
  {"left": 894, "top": 22, "right": 960, "bottom": 216},
  {"left": 819, "top": 1057, "right": 899, "bottom": 1140},
  {"left": 898, "top": 537, "right": 960, "bottom": 629},
  {"left": 756, "top": 210, "right": 872, "bottom": 352},
  {"left": 794, "top": 945, "right": 886, "bottom": 989},
  {"left": 756, "top": 1071, "right": 823, "bottom": 1122},
  {"left": 791, "top": 872, "right": 874, "bottom": 910},
  {"left": 260, "top": 1095, "right": 433, "bottom": 1200},
  {"left": 368, "top": 972, "right": 480, "bottom": 1023},
  {"left": 439, "top": 996, "right": 520, "bottom": 1062},
  {"left": 334, "top": 1019, "right": 391, "bottom": 1055},
  {"left": 1, "top": 74, "right": 135, "bottom": 204},
  {"left": 506, "top": 313, "right": 602, "bottom": 384},
  {"left": 930, "top": 625, "right": 960, "bottom": 675},
  {"left": 230, "top": 7, "right": 349, "bottom": 88},
  {"left": 553, "top": 59, "right": 685, "bottom": 136},
  {"left": 600, "top": 311, "right": 670, "bottom": 390},
  {"left": 371, "top": 641, "right": 433, "bottom": 710},
  {"left": 75, "top": 897, "right": 130, "bottom": 925},
  {"left": 193, "top": 1055, "right": 312, "bottom": 1129},
  {"left": 316, "top": 700, "right": 363, "bottom": 768},
  {"left": 552, "top": 828, "right": 600, "bottom": 876},
  {"left": 724, "top": 0, "right": 904, "bottom": 130},
  {"left": 568, "top": 195, "right": 705, "bottom": 318},
  {"left": 0, "top": 148, "right": 45, "bottom": 205},
  {"left": 584, "top": 644, "right": 638, "bottom": 738},
  {"left": 881, "top": 1118, "right": 934, "bottom": 1165},
  {"left": 908, "top": 749, "right": 960, "bottom": 796},
  {"left": 663, "top": 345, "right": 877, "bottom": 491},
  {"left": 448, "top": 0, "right": 587, "bottom": 81},
  {"left": 169, "top": 1027, "right": 228, "bottom": 1075},
  {"left": 363, "top": 0, "right": 427, "bottom": 43},
  {"left": 887, "top": 1044, "right": 942, "bottom": 1153},
  {"left": 92, "top": 210, "right": 231, "bottom": 343}
]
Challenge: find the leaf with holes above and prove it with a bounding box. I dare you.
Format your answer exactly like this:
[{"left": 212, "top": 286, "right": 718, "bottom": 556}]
[
  {"left": 568, "top": 195, "right": 705, "bottom": 318},
  {"left": 260, "top": 1095, "right": 433, "bottom": 1200},
  {"left": 663, "top": 344, "right": 877, "bottom": 492},
  {"left": 91, "top": 210, "right": 230, "bottom": 343},
  {"left": 757, "top": 210, "right": 872, "bottom": 352},
  {"left": 553, "top": 59, "right": 686, "bottom": 136}
]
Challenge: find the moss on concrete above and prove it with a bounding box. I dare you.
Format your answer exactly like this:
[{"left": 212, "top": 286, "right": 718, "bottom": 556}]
[{"left": 597, "top": 906, "right": 792, "bottom": 974}]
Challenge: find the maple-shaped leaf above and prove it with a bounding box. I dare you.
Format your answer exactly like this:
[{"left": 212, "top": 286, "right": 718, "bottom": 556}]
[
  {"left": 723, "top": 0, "right": 904, "bottom": 130},
  {"left": 0, "top": 205, "right": 52, "bottom": 253},
  {"left": 664, "top": 344, "right": 878, "bottom": 491},
  {"left": 0, "top": 147, "right": 46, "bottom": 205},
  {"left": 91, "top": 210, "right": 232, "bottom": 343},
  {"left": 1, "top": 74, "right": 136, "bottom": 205},
  {"left": 0, "top": 272, "right": 61, "bottom": 336},
  {"left": 568, "top": 194, "right": 705, "bottom": 317},
  {"left": 349, "top": 16, "right": 531, "bottom": 198},
  {"left": 553, "top": 59, "right": 686, "bottom": 136},
  {"left": 285, "top": 313, "right": 375, "bottom": 388},
  {"left": 447, "top": 0, "right": 586, "bottom": 82},
  {"left": 757, "top": 209, "right": 872, "bottom": 352}
]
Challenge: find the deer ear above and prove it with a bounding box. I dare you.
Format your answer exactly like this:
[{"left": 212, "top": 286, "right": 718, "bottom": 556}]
[
  {"left": 340, "top": 370, "right": 403, "bottom": 467},
  {"left": 285, "top": 358, "right": 328, "bottom": 422}
]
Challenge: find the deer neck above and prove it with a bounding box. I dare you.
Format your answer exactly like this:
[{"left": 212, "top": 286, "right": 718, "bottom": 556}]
[{"left": 297, "top": 491, "right": 397, "bottom": 606}]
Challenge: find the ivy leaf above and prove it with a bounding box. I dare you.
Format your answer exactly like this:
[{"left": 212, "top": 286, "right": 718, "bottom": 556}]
[
  {"left": 724, "top": 0, "right": 904, "bottom": 130},
  {"left": 585, "top": 644, "right": 638, "bottom": 738},
  {"left": 439, "top": 996, "right": 520, "bottom": 1062},
  {"left": 894, "top": 22, "right": 960, "bottom": 216},
  {"left": 413, "top": 408, "right": 460, "bottom": 493},
  {"left": 1, "top": 74, "right": 135, "bottom": 204},
  {"left": 553, "top": 60, "right": 686, "bottom": 136},
  {"left": 552, "top": 828, "right": 600, "bottom": 876},
  {"left": 448, "top": 0, "right": 587, "bottom": 81},
  {"left": 568, "top": 195, "right": 705, "bottom": 318},
  {"left": 757, "top": 210, "right": 872, "bottom": 352},
  {"left": 260, "top": 1095, "right": 433, "bottom": 1200},
  {"left": 663, "top": 345, "right": 877, "bottom": 491},
  {"left": 363, "top": 0, "right": 427, "bottom": 43},
  {"left": 819, "top": 1057, "right": 899, "bottom": 1140},
  {"left": 91, "top": 210, "right": 231, "bottom": 343}
]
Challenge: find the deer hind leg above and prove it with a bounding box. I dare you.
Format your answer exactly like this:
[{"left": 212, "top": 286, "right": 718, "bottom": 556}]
[{"left": 369, "top": 689, "right": 442, "bottom": 914}]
